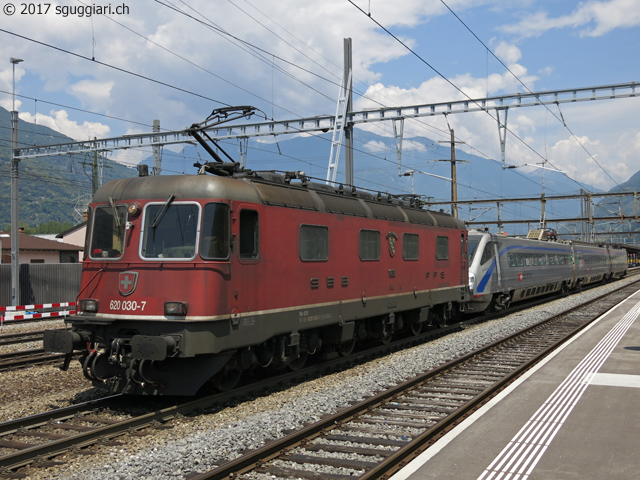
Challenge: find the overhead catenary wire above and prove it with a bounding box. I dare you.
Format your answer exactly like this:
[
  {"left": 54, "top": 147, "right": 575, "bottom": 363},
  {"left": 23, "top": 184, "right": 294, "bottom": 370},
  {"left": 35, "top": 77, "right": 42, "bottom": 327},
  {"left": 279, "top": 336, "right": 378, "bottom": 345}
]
[
  {"left": 438, "top": 0, "right": 622, "bottom": 192},
  {"left": 346, "top": 0, "right": 598, "bottom": 196},
  {"left": 1, "top": 4, "right": 571, "bottom": 223}
]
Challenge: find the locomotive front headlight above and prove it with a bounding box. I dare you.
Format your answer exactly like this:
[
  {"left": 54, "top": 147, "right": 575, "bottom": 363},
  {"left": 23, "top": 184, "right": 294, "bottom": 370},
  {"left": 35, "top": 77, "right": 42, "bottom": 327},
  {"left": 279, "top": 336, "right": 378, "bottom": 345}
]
[
  {"left": 468, "top": 273, "right": 476, "bottom": 292},
  {"left": 164, "top": 301, "right": 188, "bottom": 316},
  {"left": 80, "top": 299, "right": 99, "bottom": 313},
  {"left": 127, "top": 202, "right": 141, "bottom": 217}
]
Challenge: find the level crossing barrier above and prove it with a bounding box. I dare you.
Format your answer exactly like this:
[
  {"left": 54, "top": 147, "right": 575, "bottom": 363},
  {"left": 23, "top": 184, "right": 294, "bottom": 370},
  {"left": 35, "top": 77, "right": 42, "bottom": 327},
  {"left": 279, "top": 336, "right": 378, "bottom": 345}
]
[{"left": 0, "top": 302, "right": 77, "bottom": 326}]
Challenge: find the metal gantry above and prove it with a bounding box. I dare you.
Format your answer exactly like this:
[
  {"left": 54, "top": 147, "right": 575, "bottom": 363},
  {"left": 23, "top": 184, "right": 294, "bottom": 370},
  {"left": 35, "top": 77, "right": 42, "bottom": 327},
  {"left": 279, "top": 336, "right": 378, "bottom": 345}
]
[{"left": 15, "top": 82, "right": 638, "bottom": 168}]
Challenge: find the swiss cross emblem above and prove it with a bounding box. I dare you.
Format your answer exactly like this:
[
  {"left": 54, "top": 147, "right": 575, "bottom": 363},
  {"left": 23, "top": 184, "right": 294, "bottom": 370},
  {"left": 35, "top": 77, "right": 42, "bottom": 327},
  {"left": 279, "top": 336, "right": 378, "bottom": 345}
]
[
  {"left": 119, "top": 271, "right": 139, "bottom": 296},
  {"left": 518, "top": 273, "right": 524, "bottom": 281}
]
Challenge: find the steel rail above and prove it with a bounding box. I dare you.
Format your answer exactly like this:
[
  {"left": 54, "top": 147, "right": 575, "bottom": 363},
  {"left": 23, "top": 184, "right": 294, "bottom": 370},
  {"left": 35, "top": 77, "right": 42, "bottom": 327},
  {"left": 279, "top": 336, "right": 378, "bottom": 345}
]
[{"left": 0, "top": 331, "right": 44, "bottom": 347}]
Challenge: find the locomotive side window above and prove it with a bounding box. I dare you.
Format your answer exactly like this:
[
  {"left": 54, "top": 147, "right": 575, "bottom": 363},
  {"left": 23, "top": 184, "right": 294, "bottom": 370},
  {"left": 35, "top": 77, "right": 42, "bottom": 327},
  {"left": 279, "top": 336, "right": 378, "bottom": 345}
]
[
  {"left": 403, "top": 233, "right": 419, "bottom": 260},
  {"left": 300, "top": 225, "right": 329, "bottom": 261},
  {"left": 359, "top": 230, "right": 380, "bottom": 261},
  {"left": 141, "top": 203, "right": 199, "bottom": 259},
  {"left": 200, "top": 203, "right": 230, "bottom": 260},
  {"left": 240, "top": 210, "right": 259, "bottom": 259},
  {"left": 436, "top": 236, "right": 449, "bottom": 260},
  {"left": 90, "top": 205, "right": 127, "bottom": 259}
]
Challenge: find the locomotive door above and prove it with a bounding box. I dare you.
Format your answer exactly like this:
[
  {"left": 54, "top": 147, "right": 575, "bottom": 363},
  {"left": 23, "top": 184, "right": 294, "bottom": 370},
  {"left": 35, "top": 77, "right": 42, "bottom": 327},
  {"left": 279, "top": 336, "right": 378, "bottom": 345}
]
[
  {"left": 232, "top": 204, "right": 261, "bottom": 313},
  {"left": 460, "top": 232, "right": 467, "bottom": 286}
]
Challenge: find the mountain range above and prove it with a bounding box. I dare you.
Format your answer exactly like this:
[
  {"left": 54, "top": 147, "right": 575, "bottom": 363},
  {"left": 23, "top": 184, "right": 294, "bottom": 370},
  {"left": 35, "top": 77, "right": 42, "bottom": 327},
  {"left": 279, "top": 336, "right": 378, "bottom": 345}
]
[
  {"left": 2, "top": 106, "right": 638, "bottom": 239},
  {"left": 0, "top": 107, "right": 136, "bottom": 229}
]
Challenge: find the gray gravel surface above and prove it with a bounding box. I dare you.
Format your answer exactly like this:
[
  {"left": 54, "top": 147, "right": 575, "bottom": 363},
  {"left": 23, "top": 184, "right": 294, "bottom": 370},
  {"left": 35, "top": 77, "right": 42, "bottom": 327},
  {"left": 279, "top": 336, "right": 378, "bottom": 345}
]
[{"left": 19, "top": 278, "right": 638, "bottom": 480}]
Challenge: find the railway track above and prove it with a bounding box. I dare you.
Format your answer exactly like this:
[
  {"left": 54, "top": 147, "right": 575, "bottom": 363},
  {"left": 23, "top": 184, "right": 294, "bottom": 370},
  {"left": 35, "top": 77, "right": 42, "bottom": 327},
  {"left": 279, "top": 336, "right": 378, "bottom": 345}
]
[
  {"left": 0, "top": 278, "right": 637, "bottom": 478},
  {"left": 0, "top": 331, "right": 45, "bottom": 347},
  {"left": 184, "top": 279, "right": 640, "bottom": 480},
  {"left": 0, "top": 329, "right": 72, "bottom": 372},
  {"left": 0, "top": 349, "right": 71, "bottom": 373}
]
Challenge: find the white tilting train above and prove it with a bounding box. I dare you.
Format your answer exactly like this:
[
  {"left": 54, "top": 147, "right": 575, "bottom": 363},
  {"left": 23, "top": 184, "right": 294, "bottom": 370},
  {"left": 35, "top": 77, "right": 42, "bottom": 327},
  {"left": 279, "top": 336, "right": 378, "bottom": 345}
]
[{"left": 467, "top": 229, "right": 628, "bottom": 313}]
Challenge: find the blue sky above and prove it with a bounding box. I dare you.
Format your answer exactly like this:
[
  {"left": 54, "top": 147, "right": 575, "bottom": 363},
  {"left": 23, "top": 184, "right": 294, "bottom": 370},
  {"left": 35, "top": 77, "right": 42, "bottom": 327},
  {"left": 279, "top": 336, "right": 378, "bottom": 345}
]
[{"left": 1, "top": 0, "right": 639, "bottom": 192}]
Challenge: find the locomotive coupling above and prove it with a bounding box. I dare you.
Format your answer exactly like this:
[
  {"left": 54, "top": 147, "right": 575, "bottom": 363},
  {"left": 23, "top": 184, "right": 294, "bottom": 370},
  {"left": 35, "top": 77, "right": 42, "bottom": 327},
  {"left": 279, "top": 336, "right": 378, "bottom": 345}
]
[{"left": 44, "top": 329, "right": 91, "bottom": 354}]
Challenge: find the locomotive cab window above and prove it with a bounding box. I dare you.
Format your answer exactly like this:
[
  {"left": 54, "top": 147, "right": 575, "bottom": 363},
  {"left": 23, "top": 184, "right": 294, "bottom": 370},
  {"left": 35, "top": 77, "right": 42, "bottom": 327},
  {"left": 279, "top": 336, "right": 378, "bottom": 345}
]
[
  {"left": 141, "top": 202, "right": 199, "bottom": 260},
  {"left": 479, "top": 241, "right": 495, "bottom": 265},
  {"left": 436, "top": 236, "right": 449, "bottom": 260},
  {"left": 403, "top": 233, "right": 419, "bottom": 260},
  {"left": 200, "top": 203, "right": 230, "bottom": 260},
  {"left": 240, "top": 209, "right": 259, "bottom": 259},
  {"left": 300, "top": 225, "right": 329, "bottom": 261},
  {"left": 467, "top": 239, "right": 480, "bottom": 261},
  {"left": 90, "top": 204, "right": 127, "bottom": 259},
  {"left": 359, "top": 230, "right": 380, "bottom": 261}
]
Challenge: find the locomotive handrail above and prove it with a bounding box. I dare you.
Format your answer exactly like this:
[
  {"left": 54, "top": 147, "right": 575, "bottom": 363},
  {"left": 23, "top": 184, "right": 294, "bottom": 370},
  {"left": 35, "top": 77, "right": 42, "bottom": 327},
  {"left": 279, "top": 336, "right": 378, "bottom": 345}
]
[{"left": 74, "top": 268, "right": 105, "bottom": 312}]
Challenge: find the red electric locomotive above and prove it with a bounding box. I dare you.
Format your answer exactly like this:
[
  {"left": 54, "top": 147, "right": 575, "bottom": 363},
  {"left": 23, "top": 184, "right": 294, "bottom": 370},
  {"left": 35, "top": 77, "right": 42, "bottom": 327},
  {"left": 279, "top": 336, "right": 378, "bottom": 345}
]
[{"left": 45, "top": 166, "right": 469, "bottom": 395}]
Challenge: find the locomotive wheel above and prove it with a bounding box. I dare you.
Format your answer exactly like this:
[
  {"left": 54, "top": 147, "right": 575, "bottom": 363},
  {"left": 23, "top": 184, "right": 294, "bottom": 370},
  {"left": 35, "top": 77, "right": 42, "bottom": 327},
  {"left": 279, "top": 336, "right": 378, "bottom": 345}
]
[
  {"left": 410, "top": 321, "right": 423, "bottom": 336},
  {"left": 380, "top": 333, "right": 393, "bottom": 345},
  {"left": 287, "top": 352, "right": 308, "bottom": 371},
  {"left": 212, "top": 363, "right": 242, "bottom": 391},
  {"left": 337, "top": 339, "right": 356, "bottom": 357}
]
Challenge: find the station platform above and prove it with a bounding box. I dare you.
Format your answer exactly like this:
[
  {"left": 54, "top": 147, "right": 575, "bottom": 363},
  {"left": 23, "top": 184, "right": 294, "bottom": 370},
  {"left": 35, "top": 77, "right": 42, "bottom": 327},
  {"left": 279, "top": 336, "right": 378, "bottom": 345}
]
[{"left": 391, "top": 288, "right": 640, "bottom": 480}]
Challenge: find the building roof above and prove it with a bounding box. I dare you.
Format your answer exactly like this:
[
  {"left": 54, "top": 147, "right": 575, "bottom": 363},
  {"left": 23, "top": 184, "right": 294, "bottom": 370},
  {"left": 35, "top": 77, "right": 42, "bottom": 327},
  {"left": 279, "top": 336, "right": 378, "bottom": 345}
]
[
  {"left": 0, "top": 231, "right": 82, "bottom": 252},
  {"left": 56, "top": 221, "right": 87, "bottom": 239}
]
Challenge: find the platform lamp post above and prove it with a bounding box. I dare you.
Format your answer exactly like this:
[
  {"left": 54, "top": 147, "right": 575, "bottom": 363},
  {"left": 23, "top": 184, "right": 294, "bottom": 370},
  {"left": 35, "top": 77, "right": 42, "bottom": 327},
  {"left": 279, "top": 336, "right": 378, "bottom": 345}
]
[{"left": 10, "top": 57, "right": 23, "bottom": 306}]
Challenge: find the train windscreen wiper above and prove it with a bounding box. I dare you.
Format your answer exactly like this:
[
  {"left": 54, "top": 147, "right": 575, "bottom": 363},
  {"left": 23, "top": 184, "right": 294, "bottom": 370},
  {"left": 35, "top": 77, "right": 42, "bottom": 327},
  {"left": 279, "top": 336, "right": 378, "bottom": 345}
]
[
  {"left": 150, "top": 195, "right": 175, "bottom": 229},
  {"left": 109, "top": 197, "right": 122, "bottom": 227}
]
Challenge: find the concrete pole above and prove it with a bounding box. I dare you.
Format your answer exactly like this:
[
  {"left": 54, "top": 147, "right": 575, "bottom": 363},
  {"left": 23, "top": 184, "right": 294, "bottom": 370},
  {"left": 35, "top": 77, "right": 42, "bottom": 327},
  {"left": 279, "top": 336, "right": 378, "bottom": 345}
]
[
  {"left": 10, "top": 57, "right": 23, "bottom": 306},
  {"left": 450, "top": 128, "right": 458, "bottom": 219}
]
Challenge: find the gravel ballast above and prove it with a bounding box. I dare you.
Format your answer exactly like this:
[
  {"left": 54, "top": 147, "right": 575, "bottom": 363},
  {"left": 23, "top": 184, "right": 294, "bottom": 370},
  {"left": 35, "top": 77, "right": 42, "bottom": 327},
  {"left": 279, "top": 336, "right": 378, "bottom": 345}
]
[{"left": 9, "top": 277, "right": 638, "bottom": 480}]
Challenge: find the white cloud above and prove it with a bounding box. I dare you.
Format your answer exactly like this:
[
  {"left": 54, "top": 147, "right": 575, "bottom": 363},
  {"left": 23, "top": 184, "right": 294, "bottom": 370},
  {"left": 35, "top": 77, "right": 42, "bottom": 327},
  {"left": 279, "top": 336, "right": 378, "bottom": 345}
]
[
  {"left": 500, "top": 0, "right": 640, "bottom": 38},
  {"left": 68, "top": 80, "right": 114, "bottom": 108},
  {"left": 494, "top": 41, "right": 521, "bottom": 65},
  {"left": 2, "top": 0, "right": 638, "bottom": 193},
  {"left": 363, "top": 139, "right": 428, "bottom": 154},
  {"left": 19, "top": 109, "right": 110, "bottom": 141}
]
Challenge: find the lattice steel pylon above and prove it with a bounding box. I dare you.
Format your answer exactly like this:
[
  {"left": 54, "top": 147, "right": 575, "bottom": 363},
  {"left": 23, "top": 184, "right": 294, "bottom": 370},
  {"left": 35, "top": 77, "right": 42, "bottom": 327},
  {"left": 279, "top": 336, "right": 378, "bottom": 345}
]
[
  {"left": 73, "top": 193, "right": 92, "bottom": 224},
  {"left": 326, "top": 70, "right": 352, "bottom": 185}
]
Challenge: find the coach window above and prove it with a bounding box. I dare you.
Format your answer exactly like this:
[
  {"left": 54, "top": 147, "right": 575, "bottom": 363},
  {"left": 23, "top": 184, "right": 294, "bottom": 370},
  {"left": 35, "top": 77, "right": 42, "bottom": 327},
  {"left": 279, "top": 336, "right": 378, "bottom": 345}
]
[
  {"left": 240, "top": 210, "right": 259, "bottom": 259},
  {"left": 200, "top": 203, "right": 230, "bottom": 260},
  {"left": 360, "top": 230, "right": 380, "bottom": 261},
  {"left": 90, "top": 204, "right": 127, "bottom": 259},
  {"left": 508, "top": 253, "right": 515, "bottom": 267},
  {"left": 403, "top": 233, "right": 419, "bottom": 260},
  {"left": 436, "top": 236, "right": 449, "bottom": 260},
  {"left": 300, "top": 225, "right": 329, "bottom": 261}
]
